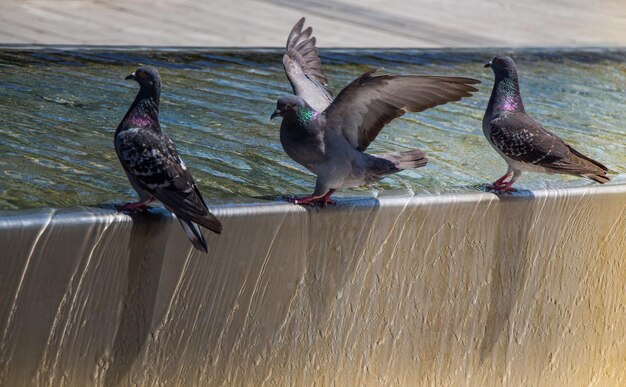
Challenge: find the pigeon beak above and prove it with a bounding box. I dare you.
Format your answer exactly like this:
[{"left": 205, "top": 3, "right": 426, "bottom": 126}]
[
  {"left": 125, "top": 72, "right": 136, "bottom": 80},
  {"left": 484, "top": 61, "right": 492, "bottom": 68},
  {"left": 270, "top": 109, "right": 281, "bottom": 120}
]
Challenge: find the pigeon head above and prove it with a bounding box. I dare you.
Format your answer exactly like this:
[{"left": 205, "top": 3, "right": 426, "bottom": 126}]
[
  {"left": 484, "top": 56, "right": 517, "bottom": 76},
  {"left": 125, "top": 66, "right": 161, "bottom": 91},
  {"left": 271, "top": 95, "right": 310, "bottom": 120},
  {"left": 118, "top": 66, "right": 161, "bottom": 132},
  {"left": 484, "top": 56, "right": 524, "bottom": 113}
]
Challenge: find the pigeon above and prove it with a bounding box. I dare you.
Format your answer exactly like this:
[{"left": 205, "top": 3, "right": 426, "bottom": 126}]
[
  {"left": 271, "top": 17, "right": 481, "bottom": 206},
  {"left": 114, "top": 66, "right": 222, "bottom": 253},
  {"left": 483, "top": 56, "right": 609, "bottom": 192}
]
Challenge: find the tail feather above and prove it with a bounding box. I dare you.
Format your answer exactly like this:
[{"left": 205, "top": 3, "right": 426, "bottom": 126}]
[
  {"left": 567, "top": 145, "right": 608, "bottom": 172},
  {"left": 376, "top": 149, "right": 428, "bottom": 172},
  {"left": 565, "top": 145, "right": 610, "bottom": 184},
  {"left": 583, "top": 173, "right": 610, "bottom": 184},
  {"left": 192, "top": 185, "right": 223, "bottom": 234},
  {"left": 178, "top": 216, "right": 208, "bottom": 253},
  {"left": 193, "top": 210, "right": 222, "bottom": 234}
]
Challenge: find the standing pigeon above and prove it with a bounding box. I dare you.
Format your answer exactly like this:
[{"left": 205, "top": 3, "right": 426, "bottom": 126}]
[
  {"left": 271, "top": 17, "right": 480, "bottom": 206},
  {"left": 483, "top": 56, "right": 609, "bottom": 192},
  {"left": 115, "top": 66, "right": 222, "bottom": 253}
]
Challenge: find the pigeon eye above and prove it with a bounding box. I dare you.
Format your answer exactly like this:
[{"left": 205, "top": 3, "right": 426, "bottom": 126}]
[{"left": 137, "top": 71, "right": 147, "bottom": 78}]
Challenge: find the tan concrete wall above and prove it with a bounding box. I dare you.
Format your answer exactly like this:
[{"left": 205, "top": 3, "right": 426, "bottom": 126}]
[{"left": 1, "top": 186, "right": 625, "bottom": 386}]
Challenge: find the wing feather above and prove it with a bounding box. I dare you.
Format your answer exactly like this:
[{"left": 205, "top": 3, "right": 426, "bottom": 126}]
[
  {"left": 323, "top": 70, "right": 480, "bottom": 151},
  {"left": 282, "top": 17, "right": 333, "bottom": 112},
  {"left": 489, "top": 112, "right": 609, "bottom": 177},
  {"left": 116, "top": 129, "right": 222, "bottom": 233}
]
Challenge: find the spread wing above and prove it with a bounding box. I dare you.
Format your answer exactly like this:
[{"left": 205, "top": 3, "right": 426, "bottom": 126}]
[
  {"left": 323, "top": 70, "right": 480, "bottom": 151},
  {"left": 489, "top": 112, "right": 608, "bottom": 175},
  {"left": 282, "top": 17, "right": 333, "bottom": 112},
  {"left": 115, "top": 128, "right": 222, "bottom": 233}
]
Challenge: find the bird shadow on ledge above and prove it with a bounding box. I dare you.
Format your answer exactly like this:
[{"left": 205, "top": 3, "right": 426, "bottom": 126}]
[
  {"left": 479, "top": 189, "right": 536, "bottom": 373},
  {"left": 104, "top": 210, "right": 169, "bottom": 387}
]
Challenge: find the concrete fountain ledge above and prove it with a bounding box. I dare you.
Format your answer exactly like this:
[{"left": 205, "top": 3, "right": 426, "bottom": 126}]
[{"left": 1, "top": 185, "right": 625, "bottom": 386}]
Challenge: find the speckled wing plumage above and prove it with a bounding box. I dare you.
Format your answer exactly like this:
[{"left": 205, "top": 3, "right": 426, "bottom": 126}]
[
  {"left": 489, "top": 111, "right": 609, "bottom": 181},
  {"left": 323, "top": 70, "right": 480, "bottom": 151},
  {"left": 115, "top": 128, "right": 223, "bottom": 236},
  {"left": 283, "top": 17, "right": 333, "bottom": 112}
]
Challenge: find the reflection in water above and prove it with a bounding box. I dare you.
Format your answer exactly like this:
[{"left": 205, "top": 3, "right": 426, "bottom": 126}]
[{"left": 0, "top": 49, "right": 624, "bottom": 210}]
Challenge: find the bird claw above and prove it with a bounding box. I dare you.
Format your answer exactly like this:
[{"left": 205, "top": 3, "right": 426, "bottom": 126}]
[
  {"left": 118, "top": 202, "right": 151, "bottom": 212},
  {"left": 288, "top": 196, "right": 316, "bottom": 206},
  {"left": 486, "top": 184, "right": 517, "bottom": 193},
  {"left": 282, "top": 195, "right": 300, "bottom": 203},
  {"left": 283, "top": 195, "right": 336, "bottom": 208},
  {"left": 320, "top": 198, "right": 336, "bottom": 207}
]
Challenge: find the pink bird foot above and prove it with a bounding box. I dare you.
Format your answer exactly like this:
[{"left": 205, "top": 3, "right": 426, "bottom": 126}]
[
  {"left": 284, "top": 190, "right": 336, "bottom": 208},
  {"left": 318, "top": 196, "right": 336, "bottom": 207},
  {"left": 498, "top": 186, "right": 517, "bottom": 193},
  {"left": 284, "top": 195, "right": 315, "bottom": 206},
  {"left": 486, "top": 181, "right": 517, "bottom": 193},
  {"left": 118, "top": 198, "right": 154, "bottom": 212},
  {"left": 486, "top": 184, "right": 503, "bottom": 191}
]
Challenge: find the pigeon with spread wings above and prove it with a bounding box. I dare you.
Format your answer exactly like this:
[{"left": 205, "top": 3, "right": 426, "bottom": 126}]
[
  {"left": 482, "top": 56, "right": 609, "bottom": 192},
  {"left": 115, "top": 66, "right": 222, "bottom": 253},
  {"left": 271, "top": 17, "right": 481, "bottom": 206}
]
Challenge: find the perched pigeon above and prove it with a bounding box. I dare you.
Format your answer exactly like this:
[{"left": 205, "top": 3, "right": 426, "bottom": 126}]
[
  {"left": 114, "top": 66, "right": 222, "bottom": 253},
  {"left": 271, "top": 17, "right": 481, "bottom": 206},
  {"left": 483, "top": 56, "right": 609, "bottom": 192}
]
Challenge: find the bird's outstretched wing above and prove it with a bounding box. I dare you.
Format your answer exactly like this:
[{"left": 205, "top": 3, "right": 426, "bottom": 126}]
[
  {"left": 489, "top": 111, "right": 609, "bottom": 178},
  {"left": 116, "top": 128, "right": 222, "bottom": 233},
  {"left": 323, "top": 70, "right": 480, "bottom": 151},
  {"left": 282, "top": 17, "right": 333, "bottom": 112}
]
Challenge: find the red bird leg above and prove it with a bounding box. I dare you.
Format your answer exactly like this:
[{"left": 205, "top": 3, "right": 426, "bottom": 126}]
[
  {"left": 119, "top": 197, "right": 154, "bottom": 212},
  {"left": 498, "top": 179, "right": 518, "bottom": 193},
  {"left": 284, "top": 189, "right": 336, "bottom": 207},
  {"left": 284, "top": 195, "right": 319, "bottom": 206},
  {"left": 318, "top": 189, "right": 336, "bottom": 207},
  {"left": 487, "top": 172, "right": 513, "bottom": 190}
]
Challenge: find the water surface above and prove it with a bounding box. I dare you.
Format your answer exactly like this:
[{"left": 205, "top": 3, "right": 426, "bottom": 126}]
[{"left": 0, "top": 48, "right": 624, "bottom": 210}]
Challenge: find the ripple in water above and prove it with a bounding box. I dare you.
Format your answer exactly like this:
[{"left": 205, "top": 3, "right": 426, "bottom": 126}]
[{"left": 0, "top": 48, "right": 624, "bottom": 210}]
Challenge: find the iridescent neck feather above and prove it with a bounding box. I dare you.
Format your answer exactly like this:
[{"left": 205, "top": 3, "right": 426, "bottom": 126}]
[
  {"left": 118, "top": 85, "right": 161, "bottom": 133},
  {"left": 296, "top": 107, "right": 317, "bottom": 124},
  {"left": 490, "top": 71, "right": 525, "bottom": 113}
]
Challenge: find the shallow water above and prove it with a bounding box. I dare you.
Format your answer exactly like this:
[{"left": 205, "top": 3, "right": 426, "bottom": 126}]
[{"left": 0, "top": 48, "right": 624, "bottom": 210}]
